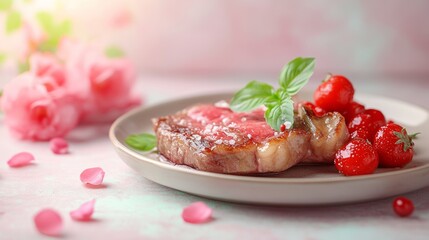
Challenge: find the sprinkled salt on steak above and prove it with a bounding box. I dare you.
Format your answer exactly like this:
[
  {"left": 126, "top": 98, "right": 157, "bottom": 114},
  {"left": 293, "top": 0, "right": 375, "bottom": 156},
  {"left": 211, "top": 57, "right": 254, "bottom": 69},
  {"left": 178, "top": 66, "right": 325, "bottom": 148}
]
[{"left": 153, "top": 103, "right": 349, "bottom": 174}]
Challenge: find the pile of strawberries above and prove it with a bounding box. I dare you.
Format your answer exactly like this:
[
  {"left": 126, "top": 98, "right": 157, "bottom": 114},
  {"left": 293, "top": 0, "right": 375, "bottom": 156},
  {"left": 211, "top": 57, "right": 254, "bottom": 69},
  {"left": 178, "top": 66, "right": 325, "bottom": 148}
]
[{"left": 306, "top": 75, "right": 417, "bottom": 176}]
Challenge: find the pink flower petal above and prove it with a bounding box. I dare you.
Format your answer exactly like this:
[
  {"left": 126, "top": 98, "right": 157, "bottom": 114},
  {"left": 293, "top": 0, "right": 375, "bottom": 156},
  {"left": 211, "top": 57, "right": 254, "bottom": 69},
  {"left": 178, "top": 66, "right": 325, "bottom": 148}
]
[
  {"left": 70, "top": 199, "right": 96, "bottom": 221},
  {"left": 1, "top": 73, "right": 80, "bottom": 141},
  {"left": 34, "top": 208, "right": 63, "bottom": 236},
  {"left": 80, "top": 167, "right": 105, "bottom": 186},
  {"left": 7, "top": 152, "right": 35, "bottom": 167},
  {"left": 50, "top": 137, "right": 69, "bottom": 154},
  {"left": 182, "top": 202, "right": 212, "bottom": 224}
]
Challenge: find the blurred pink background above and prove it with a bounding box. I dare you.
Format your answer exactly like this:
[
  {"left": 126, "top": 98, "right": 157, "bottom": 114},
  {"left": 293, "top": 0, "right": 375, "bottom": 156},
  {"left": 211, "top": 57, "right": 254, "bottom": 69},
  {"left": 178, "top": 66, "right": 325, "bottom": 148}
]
[{"left": 1, "top": 0, "right": 429, "bottom": 79}]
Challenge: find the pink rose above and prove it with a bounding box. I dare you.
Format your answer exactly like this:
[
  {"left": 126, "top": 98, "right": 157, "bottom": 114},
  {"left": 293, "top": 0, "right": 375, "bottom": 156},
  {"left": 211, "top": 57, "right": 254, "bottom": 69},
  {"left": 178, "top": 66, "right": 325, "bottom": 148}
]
[
  {"left": 30, "top": 53, "right": 66, "bottom": 87},
  {"left": 1, "top": 73, "right": 80, "bottom": 141},
  {"left": 59, "top": 39, "right": 141, "bottom": 123},
  {"left": 1, "top": 38, "right": 141, "bottom": 141},
  {"left": 81, "top": 57, "right": 141, "bottom": 122},
  {"left": 58, "top": 38, "right": 99, "bottom": 75}
]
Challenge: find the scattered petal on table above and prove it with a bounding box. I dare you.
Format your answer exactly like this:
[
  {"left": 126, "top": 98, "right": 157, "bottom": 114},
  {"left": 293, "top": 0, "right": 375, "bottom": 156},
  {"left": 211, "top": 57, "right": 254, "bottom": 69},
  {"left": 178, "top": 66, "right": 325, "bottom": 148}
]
[
  {"left": 7, "top": 152, "right": 35, "bottom": 167},
  {"left": 70, "top": 199, "right": 96, "bottom": 221},
  {"left": 182, "top": 202, "right": 212, "bottom": 224},
  {"left": 80, "top": 167, "right": 105, "bottom": 186},
  {"left": 50, "top": 138, "right": 69, "bottom": 154},
  {"left": 34, "top": 208, "right": 63, "bottom": 236}
]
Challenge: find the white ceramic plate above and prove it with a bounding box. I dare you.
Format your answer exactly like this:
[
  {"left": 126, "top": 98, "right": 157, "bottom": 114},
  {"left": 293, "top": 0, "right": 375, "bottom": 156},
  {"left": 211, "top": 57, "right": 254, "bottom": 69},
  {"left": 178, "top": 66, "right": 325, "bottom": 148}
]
[{"left": 109, "top": 91, "right": 429, "bottom": 205}]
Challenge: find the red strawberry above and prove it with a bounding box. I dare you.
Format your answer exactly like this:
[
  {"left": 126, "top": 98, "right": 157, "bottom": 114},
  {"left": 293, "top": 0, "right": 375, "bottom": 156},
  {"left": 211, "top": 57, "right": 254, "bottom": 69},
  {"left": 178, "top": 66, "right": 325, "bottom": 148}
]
[
  {"left": 301, "top": 101, "right": 326, "bottom": 117},
  {"left": 334, "top": 138, "right": 379, "bottom": 176},
  {"left": 341, "top": 101, "right": 365, "bottom": 124},
  {"left": 348, "top": 109, "right": 386, "bottom": 141},
  {"left": 393, "top": 197, "right": 414, "bottom": 217},
  {"left": 349, "top": 128, "right": 370, "bottom": 140},
  {"left": 314, "top": 75, "right": 355, "bottom": 112},
  {"left": 373, "top": 123, "right": 417, "bottom": 168}
]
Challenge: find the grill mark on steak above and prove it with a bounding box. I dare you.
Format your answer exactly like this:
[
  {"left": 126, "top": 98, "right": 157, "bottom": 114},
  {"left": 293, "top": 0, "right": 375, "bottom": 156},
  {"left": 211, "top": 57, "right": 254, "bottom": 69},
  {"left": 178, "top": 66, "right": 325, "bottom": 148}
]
[{"left": 153, "top": 103, "right": 349, "bottom": 174}]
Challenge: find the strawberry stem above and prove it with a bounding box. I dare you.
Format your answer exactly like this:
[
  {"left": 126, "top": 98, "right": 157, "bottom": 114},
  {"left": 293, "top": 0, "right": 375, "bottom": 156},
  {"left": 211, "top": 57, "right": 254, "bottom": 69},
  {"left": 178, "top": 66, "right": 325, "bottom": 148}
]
[{"left": 322, "top": 73, "right": 332, "bottom": 83}]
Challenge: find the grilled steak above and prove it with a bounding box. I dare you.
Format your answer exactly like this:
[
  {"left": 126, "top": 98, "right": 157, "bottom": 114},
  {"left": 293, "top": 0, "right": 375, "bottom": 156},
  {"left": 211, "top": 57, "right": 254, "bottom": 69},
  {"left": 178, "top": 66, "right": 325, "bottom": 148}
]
[{"left": 153, "top": 102, "right": 349, "bottom": 174}]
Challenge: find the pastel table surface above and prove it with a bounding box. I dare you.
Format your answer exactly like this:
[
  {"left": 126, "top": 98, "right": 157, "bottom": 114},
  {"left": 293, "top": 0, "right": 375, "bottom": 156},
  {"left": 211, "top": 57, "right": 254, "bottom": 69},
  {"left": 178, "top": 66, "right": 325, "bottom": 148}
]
[{"left": 1, "top": 75, "right": 429, "bottom": 240}]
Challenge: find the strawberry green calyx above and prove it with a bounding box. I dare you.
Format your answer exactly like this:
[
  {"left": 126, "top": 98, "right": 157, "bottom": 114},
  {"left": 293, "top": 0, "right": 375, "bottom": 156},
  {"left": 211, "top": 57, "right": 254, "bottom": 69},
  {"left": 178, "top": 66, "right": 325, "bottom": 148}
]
[{"left": 393, "top": 128, "right": 419, "bottom": 152}]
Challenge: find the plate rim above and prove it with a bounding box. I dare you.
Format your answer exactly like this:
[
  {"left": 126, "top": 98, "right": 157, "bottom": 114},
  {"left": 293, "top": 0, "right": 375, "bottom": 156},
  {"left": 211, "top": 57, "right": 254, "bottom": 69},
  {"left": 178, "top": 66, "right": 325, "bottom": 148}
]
[{"left": 110, "top": 91, "right": 429, "bottom": 185}]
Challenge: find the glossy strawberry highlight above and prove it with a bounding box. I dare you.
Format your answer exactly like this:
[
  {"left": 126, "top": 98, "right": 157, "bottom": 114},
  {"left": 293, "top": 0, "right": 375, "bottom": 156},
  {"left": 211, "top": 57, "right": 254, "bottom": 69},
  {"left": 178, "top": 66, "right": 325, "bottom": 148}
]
[{"left": 335, "top": 139, "right": 379, "bottom": 176}]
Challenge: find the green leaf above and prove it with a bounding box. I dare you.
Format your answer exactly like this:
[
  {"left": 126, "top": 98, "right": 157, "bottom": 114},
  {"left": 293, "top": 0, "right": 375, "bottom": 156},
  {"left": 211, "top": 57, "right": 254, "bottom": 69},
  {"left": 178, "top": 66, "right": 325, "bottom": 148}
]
[
  {"left": 42, "top": 20, "right": 72, "bottom": 52},
  {"left": 279, "top": 57, "right": 315, "bottom": 95},
  {"left": 0, "top": 0, "right": 12, "bottom": 11},
  {"left": 264, "top": 93, "right": 294, "bottom": 131},
  {"left": 35, "top": 12, "right": 72, "bottom": 52},
  {"left": 105, "top": 46, "right": 125, "bottom": 58},
  {"left": 36, "top": 12, "right": 72, "bottom": 38},
  {"left": 36, "top": 11, "right": 55, "bottom": 34},
  {"left": 0, "top": 52, "right": 6, "bottom": 65},
  {"left": 125, "top": 133, "right": 157, "bottom": 151},
  {"left": 18, "top": 60, "right": 30, "bottom": 73},
  {"left": 37, "top": 40, "right": 57, "bottom": 52},
  {"left": 230, "top": 80, "right": 274, "bottom": 112},
  {"left": 55, "top": 19, "right": 72, "bottom": 37},
  {"left": 230, "top": 57, "right": 316, "bottom": 131},
  {"left": 6, "top": 11, "right": 22, "bottom": 34},
  {"left": 264, "top": 89, "right": 289, "bottom": 107}
]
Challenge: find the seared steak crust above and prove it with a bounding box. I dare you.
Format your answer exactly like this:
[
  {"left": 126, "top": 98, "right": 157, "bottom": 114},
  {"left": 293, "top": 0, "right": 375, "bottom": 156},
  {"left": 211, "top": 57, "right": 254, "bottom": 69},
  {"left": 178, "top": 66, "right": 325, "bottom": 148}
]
[{"left": 153, "top": 103, "right": 348, "bottom": 174}]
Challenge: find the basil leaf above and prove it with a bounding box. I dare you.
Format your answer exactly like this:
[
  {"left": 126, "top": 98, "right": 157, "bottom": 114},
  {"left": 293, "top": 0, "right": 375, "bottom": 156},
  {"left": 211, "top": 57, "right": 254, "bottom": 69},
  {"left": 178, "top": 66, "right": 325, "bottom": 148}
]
[
  {"left": 230, "top": 80, "right": 273, "bottom": 112},
  {"left": 125, "top": 133, "right": 157, "bottom": 151},
  {"left": 279, "top": 57, "right": 315, "bottom": 95},
  {"left": 230, "top": 57, "right": 315, "bottom": 131},
  {"left": 264, "top": 92, "right": 294, "bottom": 131}
]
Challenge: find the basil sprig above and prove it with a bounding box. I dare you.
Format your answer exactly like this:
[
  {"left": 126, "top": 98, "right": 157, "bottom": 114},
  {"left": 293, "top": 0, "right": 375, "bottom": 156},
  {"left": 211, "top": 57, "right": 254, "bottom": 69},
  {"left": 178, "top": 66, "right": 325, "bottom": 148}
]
[
  {"left": 230, "top": 57, "right": 315, "bottom": 131},
  {"left": 125, "top": 133, "right": 157, "bottom": 151}
]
